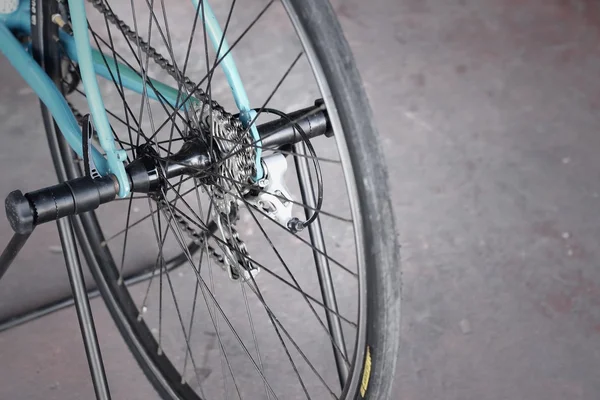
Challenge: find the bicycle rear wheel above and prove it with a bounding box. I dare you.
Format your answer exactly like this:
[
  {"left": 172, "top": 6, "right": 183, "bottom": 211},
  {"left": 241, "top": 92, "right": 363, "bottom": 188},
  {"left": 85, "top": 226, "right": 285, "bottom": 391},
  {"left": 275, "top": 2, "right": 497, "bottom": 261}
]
[{"left": 35, "top": 0, "right": 400, "bottom": 398}]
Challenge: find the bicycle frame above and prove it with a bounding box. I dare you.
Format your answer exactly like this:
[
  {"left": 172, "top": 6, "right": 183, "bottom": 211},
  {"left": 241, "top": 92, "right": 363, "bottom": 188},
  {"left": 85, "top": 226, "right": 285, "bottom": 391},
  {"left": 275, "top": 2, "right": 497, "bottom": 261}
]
[{"left": 0, "top": 0, "right": 261, "bottom": 197}]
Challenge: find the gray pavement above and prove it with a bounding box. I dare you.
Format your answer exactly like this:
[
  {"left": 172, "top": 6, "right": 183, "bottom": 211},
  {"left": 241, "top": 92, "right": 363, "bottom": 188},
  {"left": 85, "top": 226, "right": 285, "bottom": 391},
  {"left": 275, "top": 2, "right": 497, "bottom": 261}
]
[{"left": 1, "top": 0, "right": 600, "bottom": 399}]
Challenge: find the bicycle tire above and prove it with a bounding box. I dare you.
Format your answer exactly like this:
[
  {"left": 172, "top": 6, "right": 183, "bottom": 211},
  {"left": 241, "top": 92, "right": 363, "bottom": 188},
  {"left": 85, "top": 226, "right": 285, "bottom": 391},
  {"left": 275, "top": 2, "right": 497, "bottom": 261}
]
[{"left": 33, "top": 0, "right": 400, "bottom": 398}]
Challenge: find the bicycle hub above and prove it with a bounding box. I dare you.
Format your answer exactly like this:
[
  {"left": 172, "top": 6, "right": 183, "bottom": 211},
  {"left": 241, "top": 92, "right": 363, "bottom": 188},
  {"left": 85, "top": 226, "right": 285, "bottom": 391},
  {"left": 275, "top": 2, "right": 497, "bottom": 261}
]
[{"left": 4, "top": 102, "right": 331, "bottom": 235}]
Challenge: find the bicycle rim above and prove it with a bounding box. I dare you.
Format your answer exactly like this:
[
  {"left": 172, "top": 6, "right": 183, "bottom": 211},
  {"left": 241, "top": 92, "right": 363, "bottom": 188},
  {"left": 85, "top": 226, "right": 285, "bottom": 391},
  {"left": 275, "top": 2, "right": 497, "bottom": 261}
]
[{"left": 44, "top": 0, "right": 380, "bottom": 398}]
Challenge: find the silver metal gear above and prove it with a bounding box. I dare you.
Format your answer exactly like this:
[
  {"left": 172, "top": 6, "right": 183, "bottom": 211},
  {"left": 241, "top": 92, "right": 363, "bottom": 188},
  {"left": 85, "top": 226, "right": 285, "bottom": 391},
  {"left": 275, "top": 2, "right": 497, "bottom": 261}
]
[{"left": 196, "top": 105, "right": 255, "bottom": 216}]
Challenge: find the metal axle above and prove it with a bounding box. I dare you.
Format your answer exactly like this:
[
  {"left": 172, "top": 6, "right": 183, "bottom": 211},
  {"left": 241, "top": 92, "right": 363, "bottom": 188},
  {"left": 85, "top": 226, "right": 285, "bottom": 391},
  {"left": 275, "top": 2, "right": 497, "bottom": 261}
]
[{"left": 0, "top": 102, "right": 330, "bottom": 275}]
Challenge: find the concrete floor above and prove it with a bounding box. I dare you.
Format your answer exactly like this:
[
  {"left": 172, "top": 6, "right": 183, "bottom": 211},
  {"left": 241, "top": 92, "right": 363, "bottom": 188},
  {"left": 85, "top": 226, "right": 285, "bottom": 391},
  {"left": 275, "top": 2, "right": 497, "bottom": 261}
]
[{"left": 1, "top": 0, "right": 600, "bottom": 399}]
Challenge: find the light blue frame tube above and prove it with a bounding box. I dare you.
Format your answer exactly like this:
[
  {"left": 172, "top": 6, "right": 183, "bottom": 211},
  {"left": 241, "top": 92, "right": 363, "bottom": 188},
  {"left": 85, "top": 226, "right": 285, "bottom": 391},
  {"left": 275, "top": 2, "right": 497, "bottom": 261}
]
[
  {"left": 59, "top": 31, "right": 198, "bottom": 110},
  {"left": 66, "top": 0, "right": 130, "bottom": 197},
  {"left": 0, "top": 23, "right": 109, "bottom": 174},
  {"left": 191, "top": 0, "right": 263, "bottom": 179}
]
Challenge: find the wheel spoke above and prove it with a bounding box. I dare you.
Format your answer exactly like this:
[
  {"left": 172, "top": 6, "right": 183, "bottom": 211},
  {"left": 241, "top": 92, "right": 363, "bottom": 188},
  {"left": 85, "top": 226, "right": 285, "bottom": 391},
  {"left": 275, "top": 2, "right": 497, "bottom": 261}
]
[
  {"left": 117, "top": 194, "right": 135, "bottom": 280},
  {"left": 159, "top": 192, "right": 279, "bottom": 399},
  {"left": 160, "top": 180, "right": 356, "bottom": 325},
  {"left": 87, "top": 14, "right": 190, "bottom": 134},
  {"left": 143, "top": 0, "right": 199, "bottom": 131},
  {"left": 244, "top": 276, "right": 339, "bottom": 399},
  {"left": 239, "top": 282, "right": 270, "bottom": 400},
  {"left": 225, "top": 169, "right": 351, "bottom": 367},
  {"left": 101, "top": 174, "right": 190, "bottom": 244},
  {"left": 194, "top": 175, "right": 244, "bottom": 399},
  {"left": 152, "top": 201, "right": 208, "bottom": 397},
  {"left": 100, "top": 8, "right": 136, "bottom": 155},
  {"left": 294, "top": 142, "right": 348, "bottom": 383},
  {"left": 146, "top": 0, "right": 274, "bottom": 141}
]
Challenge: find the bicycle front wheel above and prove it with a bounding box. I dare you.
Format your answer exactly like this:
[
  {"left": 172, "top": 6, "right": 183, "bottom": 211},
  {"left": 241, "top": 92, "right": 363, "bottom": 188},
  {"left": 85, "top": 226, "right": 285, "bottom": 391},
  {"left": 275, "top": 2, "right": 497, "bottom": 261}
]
[{"left": 35, "top": 0, "right": 400, "bottom": 398}]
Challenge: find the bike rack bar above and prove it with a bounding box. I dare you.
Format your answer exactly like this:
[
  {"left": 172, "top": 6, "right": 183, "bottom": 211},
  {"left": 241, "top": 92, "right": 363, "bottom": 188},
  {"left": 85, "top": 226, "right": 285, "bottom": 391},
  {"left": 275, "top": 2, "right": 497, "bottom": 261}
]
[
  {"left": 0, "top": 232, "right": 31, "bottom": 282},
  {"left": 58, "top": 217, "right": 111, "bottom": 400},
  {"left": 0, "top": 242, "right": 200, "bottom": 333}
]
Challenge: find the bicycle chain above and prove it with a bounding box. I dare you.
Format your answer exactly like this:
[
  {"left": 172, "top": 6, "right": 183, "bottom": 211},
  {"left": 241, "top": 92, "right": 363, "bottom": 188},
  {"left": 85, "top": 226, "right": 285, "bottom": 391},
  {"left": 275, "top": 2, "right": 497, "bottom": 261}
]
[
  {"left": 157, "top": 198, "right": 252, "bottom": 277},
  {"left": 62, "top": 0, "right": 255, "bottom": 277}
]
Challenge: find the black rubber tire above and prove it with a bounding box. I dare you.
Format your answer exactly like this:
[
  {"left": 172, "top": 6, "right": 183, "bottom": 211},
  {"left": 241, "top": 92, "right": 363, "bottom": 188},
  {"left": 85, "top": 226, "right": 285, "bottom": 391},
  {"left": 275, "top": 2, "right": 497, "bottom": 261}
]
[
  {"left": 282, "top": 1, "right": 400, "bottom": 398},
  {"left": 35, "top": 0, "right": 401, "bottom": 398}
]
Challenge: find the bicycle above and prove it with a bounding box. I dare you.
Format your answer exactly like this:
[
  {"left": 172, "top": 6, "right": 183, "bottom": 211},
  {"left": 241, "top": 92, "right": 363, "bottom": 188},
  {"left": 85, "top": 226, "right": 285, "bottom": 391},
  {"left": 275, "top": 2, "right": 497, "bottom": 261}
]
[{"left": 0, "top": 0, "right": 400, "bottom": 398}]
